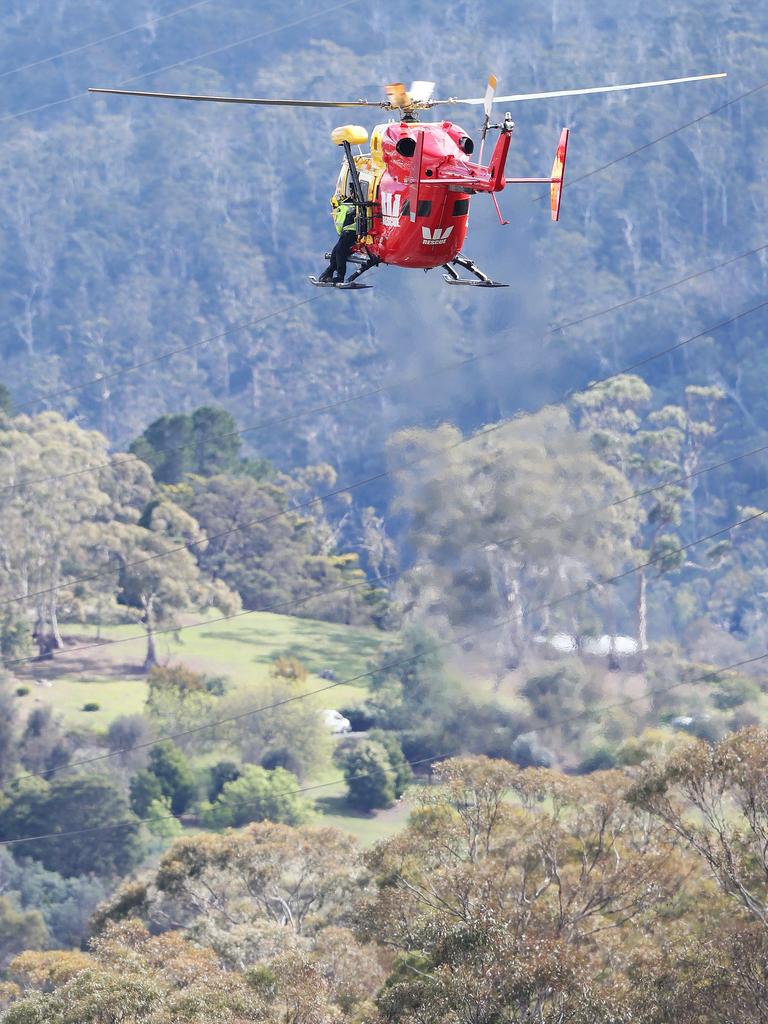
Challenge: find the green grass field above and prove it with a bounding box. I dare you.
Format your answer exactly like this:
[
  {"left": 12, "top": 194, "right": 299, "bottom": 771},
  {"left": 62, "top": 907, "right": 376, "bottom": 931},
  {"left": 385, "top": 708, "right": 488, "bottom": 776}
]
[
  {"left": 12, "top": 610, "right": 407, "bottom": 841},
  {"left": 14, "top": 610, "right": 386, "bottom": 730}
]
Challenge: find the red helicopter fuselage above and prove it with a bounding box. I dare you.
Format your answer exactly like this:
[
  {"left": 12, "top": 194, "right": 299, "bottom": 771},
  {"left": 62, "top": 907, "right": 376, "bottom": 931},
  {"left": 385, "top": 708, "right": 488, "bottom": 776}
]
[{"left": 334, "top": 118, "right": 517, "bottom": 271}]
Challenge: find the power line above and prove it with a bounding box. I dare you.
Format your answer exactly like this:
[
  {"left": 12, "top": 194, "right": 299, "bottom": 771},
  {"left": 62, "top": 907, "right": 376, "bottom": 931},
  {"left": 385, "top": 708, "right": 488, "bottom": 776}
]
[
  {"left": 8, "top": 500, "right": 766, "bottom": 778},
  {"left": 0, "top": 0, "right": 217, "bottom": 81},
  {"left": 3, "top": 295, "right": 766, "bottom": 611},
  {"left": 0, "top": 63, "right": 759, "bottom": 417},
  {"left": 533, "top": 77, "right": 768, "bottom": 202},
  {"left": 11, "top": 297, "right": 321, "bottom": 415},
  {"left": 3, "top": 648, "right": 767, "bottom": 848},
  {"left": 0, "top": 0, "right": 362, "bottom": 126},
  {"left": 6, "top": 240, "right": 766, "bottom": 494}
]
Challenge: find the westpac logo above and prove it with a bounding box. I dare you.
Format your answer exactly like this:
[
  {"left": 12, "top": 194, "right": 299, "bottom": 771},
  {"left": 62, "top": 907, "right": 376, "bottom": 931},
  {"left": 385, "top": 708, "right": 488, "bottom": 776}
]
[
  {"left": 380, "top": 192, "right": 401, "bottom": 227},
  {"left": 421, "top": 225, "right": 454, "bottom": 246}
]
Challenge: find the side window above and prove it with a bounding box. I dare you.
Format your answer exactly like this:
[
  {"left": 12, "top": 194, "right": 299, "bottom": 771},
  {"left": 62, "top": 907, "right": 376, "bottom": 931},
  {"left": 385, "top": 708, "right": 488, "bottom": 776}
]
[
  {"left": 452, "top": 198, "right": 469, "bottom": 216},
  {"left": 416, "top": 199, "right": 432, "bottom": 217}
]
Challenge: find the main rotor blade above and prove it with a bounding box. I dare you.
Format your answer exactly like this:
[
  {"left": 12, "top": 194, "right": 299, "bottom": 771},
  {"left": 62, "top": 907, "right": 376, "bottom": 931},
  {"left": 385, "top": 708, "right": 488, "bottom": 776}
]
[
  {"left": 89, "top": 87, "right": 388, "bottom": 108},
  {"left": 435, "top": 72, "right": 727, "bottom": 106},
  {"left": 483, "top": 74, "right": 497, "bottom": 119}
]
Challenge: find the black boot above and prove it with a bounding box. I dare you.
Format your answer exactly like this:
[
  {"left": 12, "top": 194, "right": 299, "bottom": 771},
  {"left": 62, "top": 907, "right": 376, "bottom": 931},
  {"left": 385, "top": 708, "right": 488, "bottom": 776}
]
[{"left": 317, "top": 267, "right": 333, "bottom": 283}]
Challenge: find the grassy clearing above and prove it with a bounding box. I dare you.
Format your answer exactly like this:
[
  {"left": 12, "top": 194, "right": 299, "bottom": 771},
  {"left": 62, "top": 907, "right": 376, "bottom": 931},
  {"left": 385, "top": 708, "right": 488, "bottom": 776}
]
[
  {"left": 315, "top": 796, "right": 412, "bottom": 845},
  {"left": 13, "top": 611, "right": 386, "bottom": 731},
  {"left": 11, "top": 612, "right": 411, "bottom": 842}
]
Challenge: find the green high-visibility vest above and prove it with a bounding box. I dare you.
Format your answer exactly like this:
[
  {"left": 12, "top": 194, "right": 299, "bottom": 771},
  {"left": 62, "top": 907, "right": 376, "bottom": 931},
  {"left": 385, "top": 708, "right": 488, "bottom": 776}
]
[{"left": 335, "top": 201, "right": 356, "bottom": 236}]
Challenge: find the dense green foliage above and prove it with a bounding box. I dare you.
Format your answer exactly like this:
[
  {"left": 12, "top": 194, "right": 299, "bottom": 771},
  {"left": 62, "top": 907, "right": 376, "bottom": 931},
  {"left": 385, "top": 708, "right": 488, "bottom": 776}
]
[
  {"left": 6, "top": 745, "right": 768, "bottom": 1020},
  {"left": 0, "top": 776, "right": 142, "bottom": 878},
  {"left": 130, "top": 407, "right": 247, "bottom": 484},
  {"left": 1, "top": 0, "right": 768, "bottom": 1008},
  {"left": 0, "top": 0, "right": 762, "bottom": 499},
  {"left": 145, "top": 742, "right": 197, "bottom": 816},
  {"left": 201, "top": 764, "right": 312, "bottom": 828}
]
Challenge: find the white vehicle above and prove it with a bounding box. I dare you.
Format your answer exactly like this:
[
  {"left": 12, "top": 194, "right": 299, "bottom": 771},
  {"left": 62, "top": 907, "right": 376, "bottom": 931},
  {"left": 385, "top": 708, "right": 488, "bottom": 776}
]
[{"left": 321, "top": 709, "right": 352, "bottom": 734}]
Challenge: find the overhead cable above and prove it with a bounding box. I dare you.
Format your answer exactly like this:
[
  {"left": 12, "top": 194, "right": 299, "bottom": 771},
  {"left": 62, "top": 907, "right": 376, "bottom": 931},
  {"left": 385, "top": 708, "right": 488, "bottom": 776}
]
[
  {"left": 0, "top": 0, "right": 217, "bottom": 80},
  {"left": 8, "top": 502, "right": 766, "bottom": 777},
  {"left": 6, "top": 240, "right": 766, "bottom": 491},
  {"left": 534, "top": 77, "right": 768, "bottom": 201},
  {"left": 3, "top": 649, "right": 767, "bottom": 847},
  {"left": 0, "top": 0, "right": 362, "bottom": 125},
  {"left": 3, "top": 296, "right": 766, "bottom": 610}
]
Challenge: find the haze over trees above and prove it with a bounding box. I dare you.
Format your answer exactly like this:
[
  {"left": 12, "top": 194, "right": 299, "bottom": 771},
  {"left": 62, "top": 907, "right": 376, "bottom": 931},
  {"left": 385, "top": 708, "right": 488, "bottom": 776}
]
[
  {"left": 0, "top": 0, "right": 767, "bottom": 1016},
  {"left": 2, "top": 746, "right": 768, "bottom": 1020}
]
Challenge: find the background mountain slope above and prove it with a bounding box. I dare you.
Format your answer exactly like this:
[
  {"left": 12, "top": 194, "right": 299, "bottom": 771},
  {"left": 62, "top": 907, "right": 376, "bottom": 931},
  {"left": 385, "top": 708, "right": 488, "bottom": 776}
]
[{"left": 0, "top": 0, "right": 765, "bottom": 500}]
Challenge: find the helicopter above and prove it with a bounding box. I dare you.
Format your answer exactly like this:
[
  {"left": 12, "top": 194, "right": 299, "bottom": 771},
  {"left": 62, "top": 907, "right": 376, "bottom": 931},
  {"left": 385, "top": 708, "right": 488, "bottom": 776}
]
[{"left": 90, "top": 71, "right": 726, "bottom": 289}]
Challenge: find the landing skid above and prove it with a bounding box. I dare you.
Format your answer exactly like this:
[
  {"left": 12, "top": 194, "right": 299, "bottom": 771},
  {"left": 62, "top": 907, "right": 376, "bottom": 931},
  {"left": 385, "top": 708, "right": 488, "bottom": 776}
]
[
  {"left": 308, "top": 277, "right": 372, "bottom": 290},
  {"left": 312, "top": 253, "right": 380, "bottom": 290},
  {"left": 442, "top": 253, "right": 508, "bottom": 288}
]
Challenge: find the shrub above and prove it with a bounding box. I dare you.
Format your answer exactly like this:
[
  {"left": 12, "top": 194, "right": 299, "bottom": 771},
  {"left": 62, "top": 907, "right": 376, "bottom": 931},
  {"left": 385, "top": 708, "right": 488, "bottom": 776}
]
[
  {"left": 207, "top": 761, "right": 240, "bottom": 802},
  {"left": 341, "top": 740, "right": 397, "bottom": 812},
  {"left": 81, "top": 702, "right": 100, "bottom": 712},
  {"left": 15, "top": 686, "right": 30, "bottom": 697},
  {"left": 577, "top": 746, "right": 618, "bottom": 774},
  {"left": 147, "top": 742, "right": 197, "bottom": 815},
  {"left": 339, "top": 704, "right": 377, "bottom": 731},
  {"left": 509, "top": 732, "right": 553, "bottom": 769},
  {"left": 202, "top": 765, "right": 311, "bottom": 829}
]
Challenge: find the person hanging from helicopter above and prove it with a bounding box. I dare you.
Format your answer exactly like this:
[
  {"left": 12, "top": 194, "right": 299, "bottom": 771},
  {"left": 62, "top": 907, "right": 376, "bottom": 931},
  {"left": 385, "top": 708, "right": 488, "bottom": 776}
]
[
  {"left": 89, "top": 74, "right": 728, "bottom": 290},
  {"left": 317, "top": 186, "right": 357, "bottom": 284}
]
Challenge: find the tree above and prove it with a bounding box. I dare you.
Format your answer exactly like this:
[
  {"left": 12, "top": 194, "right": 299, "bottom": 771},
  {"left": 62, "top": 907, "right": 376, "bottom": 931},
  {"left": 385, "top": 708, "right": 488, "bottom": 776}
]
[
  {"left": 201, "top": 765, "right": 312, "bottom": 829},
  {"left": 223, "top": 681, "right": 331, "bottom": 782},
  {"left": 115, "top": 498, "right": 240, "bottom": 671},
  {"left": 573, "top": 375, "right": 724, "bottom": 655},
  {"left": 367, "top": 625, "right": 454, "bottom": 726},
  {"left": 0, "top": 897, "right": 47, "bottom": 970},
  {"left": 0, "top": 676, "right": 18, "bottom": 785},
  {"left": 129, "top": 769, "right": 164, "bottom": 817},
  {"left": 144, "top": 798, "right": 183, "bottom": 840},
  {"left": 17, "top": 707, "right": 70, "bottom": 777},
  {"left": 207, "top": 760, "right": 241, "bottom": 801},
  {"left": 129, "top": 406, "right": 243, "bottom": 484},
  {"left": 387, "top": 409, "right": 638, "bottom": 670},
  {"left": 105, "top": 714, "right": 152, "bottom": 770},
  {"left": 144, "top": 664, "right": 226, "bottom": 741},
  {"left": 521, "top": 661, "right": 601, "bottom": 744},
  {"left": 0, "top": 776, "right": 143, "bottom": 877},
  {"left": 174, "top": 471, "right": 381, "bottom": 625},
  {"left": 0, "top": 848, "right": 107, "bottom": 950},
  {"left": 628, "top": 725, "right": 768, "bottom": 931},
  {"left": 368, "top": 730, "right": 412, "bottom": 797},
  {"left": 363, "top": 756, "right": 683, "bottom": 1024},
  {"left": 0, "top": 413, "right": 130, "bottom": 656},
  {"left": 341, "top": 740, "right": 397, "bottom": 812},
  {"left": 93, "top": 823, "right": 365, "bottom": 944},
  {"left": 146, "top": 742, "right": 197, "bottom": 816},
  {"left": 4, "top": 922, "right": 265, "bottom": 1024}
]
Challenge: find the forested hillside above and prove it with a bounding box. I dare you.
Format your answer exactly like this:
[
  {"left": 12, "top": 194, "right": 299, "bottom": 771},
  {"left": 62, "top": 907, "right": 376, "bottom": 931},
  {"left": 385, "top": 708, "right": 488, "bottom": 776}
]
[
  {"left": 1, "top": 2, "right": 768, "bottom": 1015},
  {"left": 0, "top": 0, "right": 765, "bottom": 480}
]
